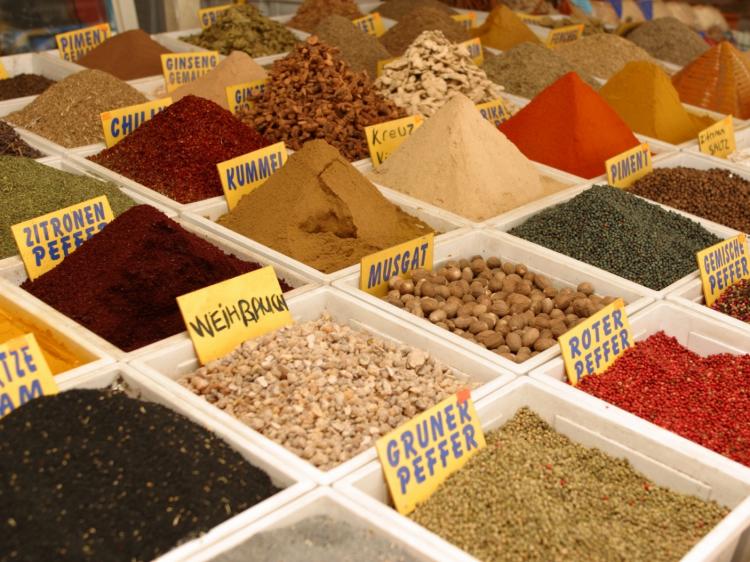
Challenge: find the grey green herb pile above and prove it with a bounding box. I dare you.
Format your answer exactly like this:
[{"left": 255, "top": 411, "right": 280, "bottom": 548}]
[{"left": 410, "top": 408, "right": 729, "bottom": 562}]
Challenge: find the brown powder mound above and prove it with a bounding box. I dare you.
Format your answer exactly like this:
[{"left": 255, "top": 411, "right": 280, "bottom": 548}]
[
  {"left": 76, "top": 30, "right": 171, "bottom": 81},
  {"left": 380, "top": 7, "right": 469, "bottom": 56},
  {"left": 377, "top": 0, "right": 455, "bottom": 20},
  {"left": 288, "top": 0, "right": 363, "bottom": 32},
  {"left": 217, "top": 140, "right": 433, "bottom": 274}
]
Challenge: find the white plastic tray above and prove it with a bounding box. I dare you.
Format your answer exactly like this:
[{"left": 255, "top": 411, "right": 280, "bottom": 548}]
[
  {"left": 130, "top": 285, "right": 516, "bottom": 486},
  {"left": 55, "top": 363, "right": 314, "bottom": 562},
  {"left": 335, "top": 376, "right": 750, "bottom": 562},
  {"left": 0, "top": 52, "right": 78, "bottom": 109},
  {"left": 332, "top": 228, "right": 655, "bottom": 376},
  {"left": 667, "top": 278, "right": 750, "bottom": 337}
]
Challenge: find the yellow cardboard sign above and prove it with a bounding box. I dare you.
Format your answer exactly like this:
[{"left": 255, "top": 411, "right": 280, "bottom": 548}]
[
  {"left": 376, "top": 57, "right": 398, "bottom": 77},
  {"left": 100, "top": 97, "right": 172, "bottom": 147},
  {"left": 515, "top": 12, "right": 545, "bottom": 22},
  {"left": 217, "top": 141, "right": 287, "bottom": 210},
  {"left": 546, "top": 24, "right": 584, "bottom": 48},
  {"left": 11, "top": 196, "right": 114, "bottom": 281},
  {"left": 559, "top": 299, "right": 632, "bottom": 386},
  {"left": 198, "top": 4, "right": 232, "bottom": 28},
  {"left": 376, "top": 389, "right": 485, "bottom": 515},
  {"left": 697, "top": 234, "right": 750, "bottom": 307},
  {"left": 55, "top": 23, "right": 111, "bottom": 62},
  {"left": 225, "top": 78, "right": 269, "bottom": 115},
  {"left": 605, "top": 143, "right": 652, "bottom": 188},
  {"left": 451, "top": 12, "right": 477, "bottom": 30},
  {"left": 0, "top": 61, "right": 8, "bottom": 80},
  {"left": 698, "top": 115, "right": 736, "bottom": 159},
  {"left": 477, "top": 98, "right": 513, "bottom": 127},
  {"left": 0, "top": 334, "right": 58, "bottom": 419},
  {"left": 459, "top": 37, "right": 483, "bottom": 66},
  {"left": 360, "top": 233, "right": 434, "bottom": 297},
  {"left": 161, "top": 51, "right": 220, "bottom": 93},
  {"left": 177, "top": 266, "right": 293, "bottom": 365},
  {"left": 365, "top": 114, "right": 424, "bottom": 167},
  {"left": 352, "top": 12, "right": 386, "bottom": 37}
]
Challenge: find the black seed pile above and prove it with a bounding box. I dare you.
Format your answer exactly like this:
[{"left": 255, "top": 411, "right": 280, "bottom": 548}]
[
  {"left": 508, "top": 185, "right": 722, "bottom": 290},
  {"left": 0, "top": 389, "right": 281, "bottom": 562}
]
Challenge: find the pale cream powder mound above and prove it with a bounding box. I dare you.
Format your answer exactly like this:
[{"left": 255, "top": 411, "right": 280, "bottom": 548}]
[{"left": 368, "top": 93, "right": 567, "bottom": 221}]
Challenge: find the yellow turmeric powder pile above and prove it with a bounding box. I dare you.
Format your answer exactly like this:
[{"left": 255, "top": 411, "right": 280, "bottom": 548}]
[{"left": 471, "top": 5, "right": 541, "bottom": 50}]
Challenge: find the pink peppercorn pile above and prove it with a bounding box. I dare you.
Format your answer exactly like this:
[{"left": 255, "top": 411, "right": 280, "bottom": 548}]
[
  {"left": 576, "top": 331, "right": 750, "bottom": 467},
  {"left": 711, "top": 279, "right": 750, "bottom": 324}
]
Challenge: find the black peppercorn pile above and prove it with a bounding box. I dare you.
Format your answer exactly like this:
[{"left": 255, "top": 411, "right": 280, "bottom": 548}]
[
  {"left": 0, "top": 389, "right": 280, "bottom": 562},
  {"left": 508, "top": 185, "right": 722, "bottom": 291}
]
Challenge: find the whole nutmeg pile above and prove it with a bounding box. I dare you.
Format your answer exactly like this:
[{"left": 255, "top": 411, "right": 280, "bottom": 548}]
[{"left": 383, "top": 256, "right": 619, "bottom": 363}]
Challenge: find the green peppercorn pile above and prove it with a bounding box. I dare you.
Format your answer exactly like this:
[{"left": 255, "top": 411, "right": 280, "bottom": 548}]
[
  {"left": 508, "top": 185, "right": 722, "bottom": 290},
  {"left": 410, "top": 408, "right": 729, "bottom": 562}
]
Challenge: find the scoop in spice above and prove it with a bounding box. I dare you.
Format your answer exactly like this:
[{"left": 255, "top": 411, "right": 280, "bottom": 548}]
[
  {"left": 75, "top": 29, "right": 172, "bottom": 81},
  {"left": 288, "top": 0, "right": 363, "bottom": 33},
  {"left": 378, "top": 7, "right": 469, "bottom": 56}
]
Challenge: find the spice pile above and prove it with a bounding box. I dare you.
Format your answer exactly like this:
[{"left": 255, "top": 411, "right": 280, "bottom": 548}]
[
  {"left": 499, "top": 72, "right": 639, "bottom": 179},
  {"left": 0, "top": 121, "right": 42, "bottom": 158},
  {"left": 21, "top": 205, "right": 291, "bottom": 351},
  {"left": 238, "top": 37, "right": 402, "bottom": 161},
  {"left": 369, "top": 94, "right": 563, "bottom": 220},
  {"left": 712, "top": 280, "right": 750, "bottom": 323},
  {"left": 471, "top": 5, "right": 541, "bottom": 51},
  {"left": 6, "top": 70, "right": 146, "bottom": 147},
  {"left": 381, "top": 256, "right": 618, "bottom": 363},
  {"left": 75, "top": 30, "right": 171, "bottom": 80},
  {"left": 578, "top": 332, "right": 750, "bottom": 467},
  {"left": 314, "top": 15, "right": 392, "bottom": 78},
  {"left": 626, "top": 17, "right": 709, "bottom": 66},
  {"left": 0, "top": 157, "right": 134, "bottom": 258},
  {"left": 182, "top": 4, "right": 297, "bottom": 58},
  {"left": 377, "top": 0, "right": 455, "bottom": 20},
  {"left": 181, "top": 313, "right": 466, "bottom": 470},
  {"left": 217, "top": 140, "right": 432, "bottom": 273},
  {"left": 0, "top": 73, "right": 54, "bottom": 100},
  {"left": 375, "top": 31, "right": 504, "bottom": 117},
  {"left": 557, "top": 33, "right": 653, "bottom": 79},
  {"left": 629, "top": 167, "right": 750, "bottom": 233},
  {"left": 288, "top": 0, "right": 362, "bottom": 33},
  {"left": 410, "top": 407, "right": 729, "bottom": 562},
  {"left": 379, "top": 7, "right": 468, "bottom": 56},
  {"left": 0, "top": 388, "right": 280, "bottom": 561},
  {"left": 90, "top": 95, "right": 269, "bottom": 204},
  {"left": 508, "top": 185, "right": 722, "bottom": 290}
]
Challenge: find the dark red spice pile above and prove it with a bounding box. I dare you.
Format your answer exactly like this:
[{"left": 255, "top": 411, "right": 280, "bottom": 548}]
[
  {"left": 577, "top": 331, "right": 750, "bottom": 467},
  {"left": 89, "top": 95, "right": 270, "bottom": 203},
  {"left": 21, "top": 205, "right": 292, "bottom": 351},
  {"left": 711, "top": 279, "right": 750, "bottom": 323}
]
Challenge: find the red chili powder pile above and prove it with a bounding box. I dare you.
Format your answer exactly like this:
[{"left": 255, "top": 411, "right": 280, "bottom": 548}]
[
  {"left": 89, "top": 95, "right": 270, "bottom": 204},
  {"left": 498, "top": 72, "right": 640, "bottom": 179},
  {"left": 576, "top": 331, "right": 750, "bottom": 467},
  {"left": 21, "top": 205, "right": 292, "bottom": 352}
]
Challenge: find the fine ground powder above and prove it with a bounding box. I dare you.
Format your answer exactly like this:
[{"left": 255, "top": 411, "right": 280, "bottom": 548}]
[
  {"left": 288, "top": 0, "right": 362, "bottom": 33},
  {"left": 314, "top": 15, "right": 392, "bottom": 78},
  {"left": 557, "top": 34, "right": 653, "bottom": 79},
  {"left": 379, "top": 7, "right": 468, "bottom": 56},
  {"left": 75, "top": 30, "right": 171, "bottom": 81},
  {"left": 626, "top": 17, "right": 709, "bottom": 66}
]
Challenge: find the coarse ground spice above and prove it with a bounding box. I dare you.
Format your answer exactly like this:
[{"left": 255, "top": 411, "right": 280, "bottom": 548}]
[
  {"left": 712, "top": 279, "right": 750, "bottom": 323},
  {"left": 0, "top": 121, "right": 42, "bottom": 158},
  {"left": 379, "top": 7, "right": 469, "bottom": 56},
  {"left": 0, "top": 73, "right": 54, "bottom": 100},
  {"left": 238, "top": 37, "right": 403, "bottom": 161},
  {"left": 471, "top": 5, "right": 542, "bottom": 51},
  {"left": 0, "top": 388, "right": 280, "bottom": 562},
  {"left": 181, "top": 313, "right": 467, "bottom": 470},
  {"left": 75, "top": 30, "right": 172, "bottom": 80},
  {"left": 314, "top": 15, "right": 392, "bottom": 78},
  {"left": 89, "top": 95, "right": 270, "bottom": 204},
  {"left": 21, "top": 205, "right": 292, "bottom": 352},
  {"left": 577, "top": 332, "right": 750, "bottom": 467},
  {"left": 626, "top": 17, "right": 709, "bottom": 66},
  {"left": 629, "top": 167, "right": 750, "bottom": 233},
  {"left": 0, "top": 156, "right": 134, "bottom": 258},
  {"left": 410, "top": 407, "right": 730, "bottom": 562},
  {"left": 483, "top": 42, "right": 599, "bottom": 99},
  {"left": 377, "top": 0, "right": 455, "bottom": 20},
  {"left": 214, "top": 516, "right": 419, "bottom": 562},
  {"left": 218, "top": 140, "right": 432, "bottom": 274},
  {"left": 5, "top": 69, "right": 147, "bottom": 148},
  {"left": 557, "top": 33, "right": 653, "bottom": 79},
  {"left": 182, "top": 4, "right": 297, "bottom": 58},
  {"left": 288, "top": 0, "right": 362, "bottom": 33},
  {"left": 507, "top": 185, "right": 722, "bottom": 290}
]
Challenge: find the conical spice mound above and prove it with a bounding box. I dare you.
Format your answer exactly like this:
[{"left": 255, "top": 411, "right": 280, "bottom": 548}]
[{"left": 672, "top": 41, "right": 750, "bottom": 119}]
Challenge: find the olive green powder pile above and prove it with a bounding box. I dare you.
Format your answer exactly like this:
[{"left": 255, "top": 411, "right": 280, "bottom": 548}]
[{"left": 410, "top": 408, "right": 729, "bottom": 562}]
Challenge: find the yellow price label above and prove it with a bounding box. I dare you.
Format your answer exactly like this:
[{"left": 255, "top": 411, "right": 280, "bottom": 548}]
[
  {"left": 11, "top": 196, "right": 113, "bottom": 281},
  {"left": 100, "top": 98, "right": 172, "bottom": 147},
  {"left": 697, "top": 234, "right": 750, "bottom": 307},
  {"left": 458, "top": 37, "right": 483, "bottom": 66},
  {"left": 177, "top": 266, "right": 293, "bottom": 365},
  {"left": 225, "top": 78, "right": 268, "bottom": 115},
  {"left": 0, "top": 60, "right": 9, "bottom": 80},
  {"left": 161, "top": 51, "right": 220, "bottom": 93},
  {"left": 217, "top": 141, "right": 287, "bottom": 210},
  {"left": 698, "top": 115, "right": 736, "bottom": 159},
  {"left": 198, "top": 4, "right": 232, "bottom": 28},
  {"left": 352, "top": 12, "right": 386, "bottom": 37},
  {"left": 451, "top": 12, "right": 477, "bottom": 31},
  {"left": 546, "top": 24, "right": 584, "bottom": 48},
  {"left": 377, "top": 57, "right": 399, "bottom": 77},
  {"left": 365, "top": 114, "right": 424, "bottom": 167},
  {"left": 55, "top": 23, "right": 111, "bottom": 62},
  {"left": 476, "top": 98, "right": 513, "bottom": 127},
  {"left": 360, "top": 233, "right": 434, "bottom": 297},
  {"left": 515, "top": 12, "right": 545, "bottom": 22},
  {"left": 559, "top": 299, "right": 632, "bottom": 386},
  {"left": 0, "top": 334, "right": 58, "bottom": 419},
  {"left": 376, "top": 389, "right": 485, "bottom": 515},
  {"left": 605, "top": 143, "right": 652, "bottom": 188}
]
